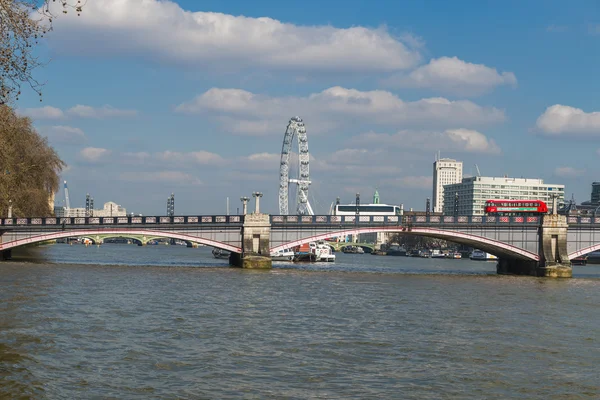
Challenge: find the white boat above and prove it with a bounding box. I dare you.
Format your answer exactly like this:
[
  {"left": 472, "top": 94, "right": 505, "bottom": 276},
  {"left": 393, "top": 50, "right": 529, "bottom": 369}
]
[
  {"left": 469, "top": 250, "right": 498, "bottom": 261},
  {"left": 430, "top": 249, "right": 446, "bottom": 258},
  {"left": 270, "top": 248, "right": 295, "bottom": 261},
  {"left": 310, "top": 242, "right": 336, "bottom": 262}
]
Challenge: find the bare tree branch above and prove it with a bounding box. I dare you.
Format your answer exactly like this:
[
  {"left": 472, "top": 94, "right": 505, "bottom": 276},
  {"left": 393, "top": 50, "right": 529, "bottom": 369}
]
[{"left": 0, "top": 0, "right": 86, "bottom": 104}]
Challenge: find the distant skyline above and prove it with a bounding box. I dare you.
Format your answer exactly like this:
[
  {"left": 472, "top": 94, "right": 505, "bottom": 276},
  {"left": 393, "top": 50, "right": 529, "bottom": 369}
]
[{"left": 15, "top": 0, "right": 600, "bottom": 215}]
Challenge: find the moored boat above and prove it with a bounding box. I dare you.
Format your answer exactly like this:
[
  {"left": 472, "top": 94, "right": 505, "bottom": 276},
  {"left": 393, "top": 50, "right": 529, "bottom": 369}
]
[
  {"left": 310, "top": 241, "right": 335, "bottom": 262},
  {"left": 293, "top": 243, "right": 317, "bottom": 262},
  {"left": 342, "top": 245, "right": 364, "bottom": 254},
  {"left": 469, "top": 249, "right": 497, "bottom": 261},
  {"left": 430, "top": 249, "right": 446, "bottom": 258},
  {"left": 212, "top": 248, "right": 230, "bottom": 259},
  {"left": 386, "top": 245, "right": 407, "bottom": 256},
  {"left": 270, "top": 248, "right": 295, "bottom": 261},
  {"left": 371, "top": 249, "right": 387, "bottom": 256}
]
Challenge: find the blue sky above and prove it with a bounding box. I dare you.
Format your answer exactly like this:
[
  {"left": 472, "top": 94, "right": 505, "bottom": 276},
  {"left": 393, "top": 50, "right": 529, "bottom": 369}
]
[{"left": 16, "top": 0, "right": 600, "bottom": 215}]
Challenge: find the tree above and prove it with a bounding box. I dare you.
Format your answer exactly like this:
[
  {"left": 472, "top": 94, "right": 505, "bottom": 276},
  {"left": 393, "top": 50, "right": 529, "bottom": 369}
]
[
  {"left": 0, "top": 105, "right": 65, "bottom": 216},
  {"left": 0, "top": 0, "right": 84, "bottom": 104},
  {"left": 387, "top": 233, "right": 450, "bottom": 250}
]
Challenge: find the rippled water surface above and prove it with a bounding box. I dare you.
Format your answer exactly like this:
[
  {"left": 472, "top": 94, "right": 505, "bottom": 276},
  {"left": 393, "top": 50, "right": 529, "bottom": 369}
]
[{"left": 1, "top": 244, "right": 599, "bottom": 399}]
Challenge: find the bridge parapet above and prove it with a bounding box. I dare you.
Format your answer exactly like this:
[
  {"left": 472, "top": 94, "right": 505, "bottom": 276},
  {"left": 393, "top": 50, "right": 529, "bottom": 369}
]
[
  {"left": 1, "top": 215, "right": 243, "bottom": 228},
  {"left": 270, "top": 215, "right": 543, "bottom": 226}
]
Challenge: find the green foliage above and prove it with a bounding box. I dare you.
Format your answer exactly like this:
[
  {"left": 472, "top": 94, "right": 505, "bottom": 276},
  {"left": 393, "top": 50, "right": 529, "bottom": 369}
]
[{"left": 387, "top": 233, "right": 449, "bottom": 249}]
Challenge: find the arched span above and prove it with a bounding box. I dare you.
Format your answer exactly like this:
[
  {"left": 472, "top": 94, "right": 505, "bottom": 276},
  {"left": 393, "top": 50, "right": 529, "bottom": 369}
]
[
  {"left": 0, "top": 229, "right": 241, "bottom": 253},
  {"left": 569, "top": 244, "right": 600, "bottom": 260},
  {"left": 270, "top": 227, "right": 539, "bottom": 261}
]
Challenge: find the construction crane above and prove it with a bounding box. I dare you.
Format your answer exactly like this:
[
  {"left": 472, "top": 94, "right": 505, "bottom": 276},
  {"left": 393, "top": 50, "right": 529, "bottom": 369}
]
[
  {"left": 475, "top": 164, "right": 482, "bottom": 177},
  {"left": 63, "top": 180, "right": 71, "bottom": 210}
]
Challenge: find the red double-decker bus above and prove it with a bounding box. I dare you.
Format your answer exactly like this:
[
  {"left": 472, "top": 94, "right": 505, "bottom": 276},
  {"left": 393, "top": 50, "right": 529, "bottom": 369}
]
[{"left": 484, "top": 200, "right": 548, "bottom": 215}]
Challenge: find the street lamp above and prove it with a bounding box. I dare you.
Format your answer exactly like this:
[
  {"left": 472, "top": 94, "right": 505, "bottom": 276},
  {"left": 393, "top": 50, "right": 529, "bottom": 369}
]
[
  {"left": 240, "top": 197, "right": 249, "bottom": 215},
  {"left": 7, "top": 199, "right": 12, "bottom": 218},
  {"left": 252, "top": 192, "right": 263, "bottom": 214}
]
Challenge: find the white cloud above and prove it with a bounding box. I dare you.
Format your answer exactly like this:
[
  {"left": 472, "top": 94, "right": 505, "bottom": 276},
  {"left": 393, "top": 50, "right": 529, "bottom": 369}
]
[
  {"left": 384, "top": 56, "right": 517, "bottom": 96},
  {"left": 68, "top": 105, "right": 138, "bottom": 118},
  {"left": 79, "top": 147, "right": 111, "bottom": 163},
  {"left": 155, "top": 151, "right": 225, "bottom": 166},
  {"left": 17, "top": 105, "right": 137, "bottom": 120},
  {"left": 351, "top": 128, "right": 501, "bottom": 154},
  {"left": 536, "top": 104, "right": 600, "bottom": 136},
  {"left": 41, "top": 125, "right": 86, "bottom": 144},
  {"left": 18, "top": 106, "right": 64, "bottom": 120},
  {"left": 45, "top": 0, "right": 421, "bottom": 73},
  {"left": 554, "top": 166, "right": 585, "bottom": 178},
  {"left": 241, "top": 153, "right": 281, "bottom": 170},
  {"left": 119, "top": 171, "right": 202, "bottom": 185},
  {"left": 176, "top": 86, "right": 505, "bottom": 136},
  {"left": 122, "top": 152, "right": 151, "bottom": 164},
  {"left": 119, "top": 150, "right": 225, "bottom": 168}
]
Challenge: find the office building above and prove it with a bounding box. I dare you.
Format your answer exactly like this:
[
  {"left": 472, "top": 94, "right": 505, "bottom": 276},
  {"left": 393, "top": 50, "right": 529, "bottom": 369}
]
[
  {"left": 592, "top": 182, "right": 600, "bottom": 205},
  {"left": 432, "top": 158, "right": 463, "bottom": 213},
  {"left": 54, "top": 201, "right": 127, "bottom": 217},
  {"left": 442, "top": 176, "right": 565, "bottom": 216}
]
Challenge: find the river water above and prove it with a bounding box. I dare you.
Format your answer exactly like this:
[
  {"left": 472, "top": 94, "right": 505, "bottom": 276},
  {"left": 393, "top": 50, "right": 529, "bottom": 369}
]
[{"left": 1, "top": 244, "right": 598, "bottom": 399}]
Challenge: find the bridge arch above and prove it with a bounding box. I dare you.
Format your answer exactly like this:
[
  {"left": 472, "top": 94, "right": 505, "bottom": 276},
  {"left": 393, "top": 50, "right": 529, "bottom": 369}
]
[
  {"left": 0, "top": 229, "right": 241, "bottom": 253},
  {"left": 568, "top": 243, "right": 600, "bottom": 260},
  {"left": 270, "top": 227, "right": 539, "bottom": 261}
]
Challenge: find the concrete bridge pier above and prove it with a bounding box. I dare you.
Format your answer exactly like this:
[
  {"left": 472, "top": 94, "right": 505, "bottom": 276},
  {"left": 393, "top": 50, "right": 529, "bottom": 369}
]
[{"left": 230, "top": 212, "right": 272, "bottom": 269}]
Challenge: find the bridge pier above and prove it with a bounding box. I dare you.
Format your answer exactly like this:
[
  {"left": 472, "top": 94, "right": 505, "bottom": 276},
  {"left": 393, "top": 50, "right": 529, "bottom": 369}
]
[
  {"left": 0, "top": 249, "right": 12, "bottom": 261},
  {"left": 496, "top": 258, "right": 538, "bottom": 276},
  {"left": 538, "top": 214, "right": 572, "bottom": 278},
  {"left": 231, "top": 213, "right": 272, "bottom": 269}
]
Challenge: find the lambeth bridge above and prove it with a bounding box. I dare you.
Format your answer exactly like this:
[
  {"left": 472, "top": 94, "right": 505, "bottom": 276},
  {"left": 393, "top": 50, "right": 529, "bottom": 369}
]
[{"left": 1, "top": 212, "right": 600, "bottom": 278}]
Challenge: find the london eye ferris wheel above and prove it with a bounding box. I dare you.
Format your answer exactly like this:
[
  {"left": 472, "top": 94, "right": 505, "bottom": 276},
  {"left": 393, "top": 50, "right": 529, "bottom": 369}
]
[{"left": 278, "top": 116, "right": 314, "bottom": 215}]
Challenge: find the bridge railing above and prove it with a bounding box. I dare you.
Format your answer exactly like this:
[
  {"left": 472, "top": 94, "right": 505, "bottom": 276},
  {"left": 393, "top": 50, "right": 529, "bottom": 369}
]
[
  {"left": 0, "top": 215, "right": 243, "bottom": 227},
  {"left": 270, "top": 215, "right": 600, "bottom": 225},
  {"left": 567, "top": 216, "right": 600, "bottom": 225}
]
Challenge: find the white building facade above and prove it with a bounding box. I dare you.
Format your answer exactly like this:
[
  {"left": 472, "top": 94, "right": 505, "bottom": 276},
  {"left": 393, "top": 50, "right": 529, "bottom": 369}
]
[
  {"left": 93, "top": 202, "right": 127, "bottom": 217},
  {"left": 53, "top": 202, "right": 127, "bottom": 217},
  {"left": 442, "top": 176, "right": 565, "bottom": 216},
  {"left": 432, "top": 158, "right": 463, "bottom": 213}
]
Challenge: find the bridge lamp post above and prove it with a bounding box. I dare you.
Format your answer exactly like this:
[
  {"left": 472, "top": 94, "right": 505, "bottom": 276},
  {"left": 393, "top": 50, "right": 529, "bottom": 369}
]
[
  {"left": 240, "top": 197, "right": 249, "bottom": 215},
  {"left": 7, "top": 199, "right": 12, "bottom": 218},
  {"left": 252, "top": 192, "right": 263, "bottom": 214},
  {"left": 593, "top": 204, "right": 600, "bottom": 218}
]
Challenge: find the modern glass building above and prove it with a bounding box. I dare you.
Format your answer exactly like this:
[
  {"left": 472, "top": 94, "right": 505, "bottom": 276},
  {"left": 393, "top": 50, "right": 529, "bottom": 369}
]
[
  {"left": 442, "top": 176, "right": 565, "bottom": 216},
  {"left": 591, "top": 182, "right": 600, "bottom": 205}
]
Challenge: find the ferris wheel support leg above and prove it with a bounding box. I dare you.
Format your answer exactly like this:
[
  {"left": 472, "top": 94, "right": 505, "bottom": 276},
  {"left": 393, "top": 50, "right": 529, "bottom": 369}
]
[{"left": 306, "top": 201, "right": 315, "bottom": 216}]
